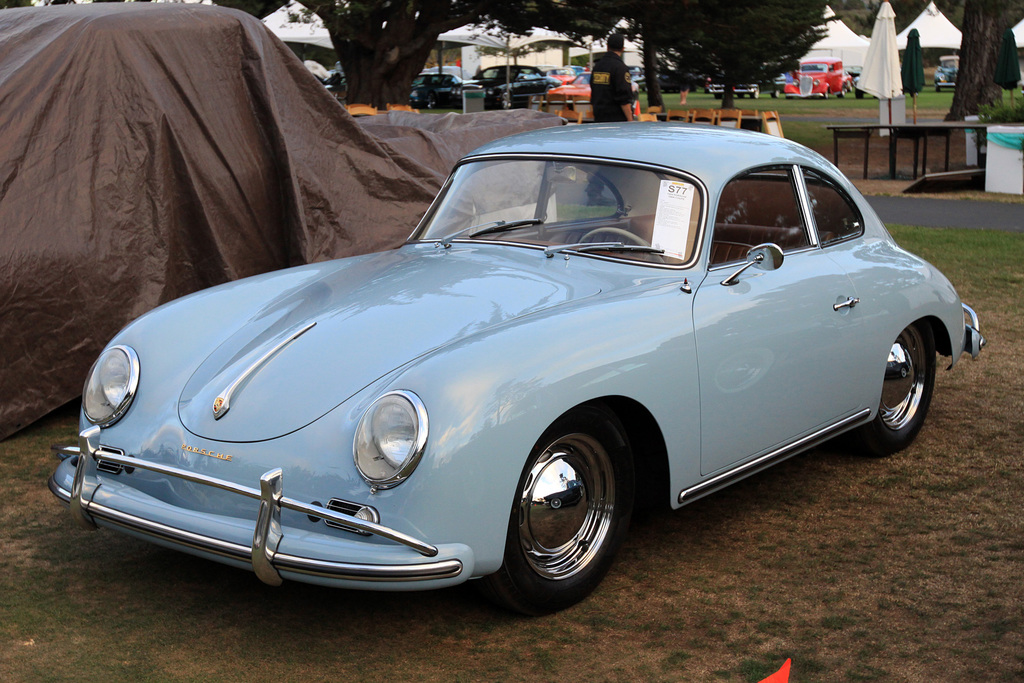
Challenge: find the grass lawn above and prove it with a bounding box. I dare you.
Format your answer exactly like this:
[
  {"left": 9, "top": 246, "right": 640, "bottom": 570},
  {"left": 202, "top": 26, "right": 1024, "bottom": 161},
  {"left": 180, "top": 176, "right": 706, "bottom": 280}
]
[{"left": 2, "top": 225, "right": 1022, "bottom": 682}]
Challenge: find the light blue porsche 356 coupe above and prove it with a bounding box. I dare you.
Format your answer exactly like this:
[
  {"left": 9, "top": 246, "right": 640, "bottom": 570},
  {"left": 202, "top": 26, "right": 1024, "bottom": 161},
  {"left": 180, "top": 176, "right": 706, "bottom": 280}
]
[{"left": 50, "top": 124, "right": 984, "bottom": 614}]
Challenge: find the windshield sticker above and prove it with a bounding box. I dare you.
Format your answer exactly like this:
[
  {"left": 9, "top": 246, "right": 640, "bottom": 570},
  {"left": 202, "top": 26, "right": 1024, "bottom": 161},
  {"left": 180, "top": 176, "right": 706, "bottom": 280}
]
[{"left": 652, "top": 180, "right": 696, "bottom": 259}]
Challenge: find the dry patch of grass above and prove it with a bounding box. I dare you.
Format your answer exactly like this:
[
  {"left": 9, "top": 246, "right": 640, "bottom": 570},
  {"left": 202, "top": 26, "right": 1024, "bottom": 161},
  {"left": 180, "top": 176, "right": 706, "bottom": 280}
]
[{"left": 2, "top": 228, "right": 1022, "bottom": 683}]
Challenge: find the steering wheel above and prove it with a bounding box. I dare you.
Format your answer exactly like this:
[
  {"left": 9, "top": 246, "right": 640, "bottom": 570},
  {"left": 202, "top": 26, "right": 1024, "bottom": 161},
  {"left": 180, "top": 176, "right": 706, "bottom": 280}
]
[{"left": 581, "top": 227, "right": 648, "bottom": 246}]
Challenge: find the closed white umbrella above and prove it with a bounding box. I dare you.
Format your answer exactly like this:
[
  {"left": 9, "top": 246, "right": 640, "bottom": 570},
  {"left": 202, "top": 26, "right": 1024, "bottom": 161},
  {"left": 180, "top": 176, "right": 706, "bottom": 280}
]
[{"left": 858, "top": 0, "right": 902, "bottom": 125}]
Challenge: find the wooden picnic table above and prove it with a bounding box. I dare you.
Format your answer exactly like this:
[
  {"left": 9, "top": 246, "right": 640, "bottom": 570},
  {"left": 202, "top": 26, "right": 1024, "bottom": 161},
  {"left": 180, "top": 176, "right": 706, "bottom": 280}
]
[{"left": 826, "top": 122, "right": 995, "bottom": 180}]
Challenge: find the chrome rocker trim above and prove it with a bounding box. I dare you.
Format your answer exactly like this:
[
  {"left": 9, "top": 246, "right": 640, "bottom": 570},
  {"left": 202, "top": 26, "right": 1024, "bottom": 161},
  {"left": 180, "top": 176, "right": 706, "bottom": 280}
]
[
  {"left": 678, "top": 409, "right": 872, "bottom": 505},
  {"left": 60, "top": 426, "right": 462, "bottom": 585}
]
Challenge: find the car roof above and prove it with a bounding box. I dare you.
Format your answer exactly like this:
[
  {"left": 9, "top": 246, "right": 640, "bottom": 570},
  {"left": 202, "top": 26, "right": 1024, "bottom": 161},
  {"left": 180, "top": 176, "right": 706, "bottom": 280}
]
[{"left": 463, "top": 123, "right": 839, "bottom": 191}]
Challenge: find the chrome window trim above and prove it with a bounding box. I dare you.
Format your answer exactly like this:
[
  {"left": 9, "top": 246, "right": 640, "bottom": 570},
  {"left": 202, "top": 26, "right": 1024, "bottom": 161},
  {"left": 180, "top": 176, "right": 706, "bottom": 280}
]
[
  {"left": 706, "top": 244, "right": 818, "bottom": 272},
  {"left": 798, "top": 166, "right": 866, "bottom": 248},
  {"left": 353, "top": 390, "right": 429, "bottom": 491},
  {"left": 792, "top": 163, "right": 818, "bottom": 247},
  {"left": 409, "top": 153, "right": 709, "bottom": 271},
  {"left": 709, "top": 164, "right": 814, "bottom": 268},
  {"left": 62, "top": 426, "right": 457, "bottom": 586}
]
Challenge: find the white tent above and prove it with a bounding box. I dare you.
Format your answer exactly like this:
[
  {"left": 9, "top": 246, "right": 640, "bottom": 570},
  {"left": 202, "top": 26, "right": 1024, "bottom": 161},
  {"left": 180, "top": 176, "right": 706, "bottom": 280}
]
[
  {"left": 805, "top": 6, "right": 871, "bottom": 69},
  {"left": 1013, "top": 17, "right": 1024, "bottom": 46},
  {"left": 896, "top": 1, "right": 962, "bottom": 50},
  {"left": 262, "top": 2, "right": 333, "bottom": 50},
  {"left": 438, "top": 25, "right": 573, "bottom": 51}
]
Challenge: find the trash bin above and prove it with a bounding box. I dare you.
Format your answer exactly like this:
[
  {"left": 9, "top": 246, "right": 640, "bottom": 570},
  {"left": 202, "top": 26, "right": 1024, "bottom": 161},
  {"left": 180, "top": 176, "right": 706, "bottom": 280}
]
[
  {"left": 985, "top": 125, "right": 1024, "bottom": 194},
  {"left": 463, "top": 85, "right": 485, "bottom": 114}
]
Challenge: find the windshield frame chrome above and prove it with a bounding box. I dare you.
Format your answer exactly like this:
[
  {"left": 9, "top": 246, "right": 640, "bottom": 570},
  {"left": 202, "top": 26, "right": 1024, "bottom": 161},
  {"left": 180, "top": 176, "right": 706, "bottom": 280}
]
[{"left": 408, "top": 153, "right": 708, "bottom": 270}]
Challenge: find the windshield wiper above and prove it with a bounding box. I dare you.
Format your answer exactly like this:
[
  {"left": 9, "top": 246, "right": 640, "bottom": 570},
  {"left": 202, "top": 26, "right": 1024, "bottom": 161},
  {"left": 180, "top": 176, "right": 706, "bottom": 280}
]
[
  {"left": 438, "top": 218, "right": 543, "bottom": 248},
  {"left": 544, "top": 242, "right": 666, "bottom": 258}
]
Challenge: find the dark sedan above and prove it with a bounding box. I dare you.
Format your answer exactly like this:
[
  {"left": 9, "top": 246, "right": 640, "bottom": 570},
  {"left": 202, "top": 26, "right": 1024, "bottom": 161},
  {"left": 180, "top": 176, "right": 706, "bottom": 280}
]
[
  {"left": 470, "top": 65, "right": 555, "bottom": 109},
  {"left": 410, "top": 73, "right": 463, "bottom": 110}
]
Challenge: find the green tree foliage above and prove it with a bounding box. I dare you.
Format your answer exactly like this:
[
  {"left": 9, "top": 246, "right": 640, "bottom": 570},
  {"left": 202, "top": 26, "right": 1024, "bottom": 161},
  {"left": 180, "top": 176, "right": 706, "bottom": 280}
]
[
  {"left": 302, "top": 0, "right": 583, "bottom": 107},
  {"left": 0, "top": 0, "right": 32, "bottom": 7},
  {"left": 656, "top": 0, "right": 827, "bottom": 108}
]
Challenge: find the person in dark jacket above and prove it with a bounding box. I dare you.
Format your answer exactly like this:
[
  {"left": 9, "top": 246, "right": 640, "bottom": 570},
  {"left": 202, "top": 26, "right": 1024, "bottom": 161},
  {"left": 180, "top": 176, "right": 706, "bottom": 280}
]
[{"left": 591, "top": 34, "right": 634, "bottom": 122}]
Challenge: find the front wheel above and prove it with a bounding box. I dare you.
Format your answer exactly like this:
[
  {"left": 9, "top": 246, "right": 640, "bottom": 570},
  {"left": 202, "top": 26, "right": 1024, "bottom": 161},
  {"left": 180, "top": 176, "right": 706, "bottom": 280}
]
[
  {"left": 478, "top": 404, "right": 634, "bottom": 615},
  {"left": 857, "top": 322, "right": 936, "bottom": 457}
]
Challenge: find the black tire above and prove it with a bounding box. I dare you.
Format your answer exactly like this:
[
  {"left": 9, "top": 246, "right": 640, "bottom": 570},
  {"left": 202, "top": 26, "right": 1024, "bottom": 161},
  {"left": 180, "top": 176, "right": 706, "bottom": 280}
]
[
  {"left": 855, "top": 88, "right": 864, "bottom": 99},
  {"left": 427, "top": 92, "right": 437, "bottom": 109},
  {"left": 857, "top": 322, "right": 936, "bottom": 457},
  {"left": 478, "top": 403, "right": 634, "bottom": 615}
]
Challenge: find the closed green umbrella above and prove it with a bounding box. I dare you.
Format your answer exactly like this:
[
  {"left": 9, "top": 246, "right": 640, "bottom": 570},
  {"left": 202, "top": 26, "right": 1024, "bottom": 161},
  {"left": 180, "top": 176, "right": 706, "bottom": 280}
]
[
  {"left": 901, "top": 28, "right": 924, "bottom": 122},
  {"left": 994, "top": 28, "right": 1021, "bottom": 104}
]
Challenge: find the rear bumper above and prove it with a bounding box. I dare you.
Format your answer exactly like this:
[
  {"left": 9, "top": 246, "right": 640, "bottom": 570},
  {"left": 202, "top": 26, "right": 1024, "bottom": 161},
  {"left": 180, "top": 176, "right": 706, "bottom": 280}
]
[
  {"left": 962, "top": 303, "right": 985, "bottom": 359},
  {"left": 50, "top": 426, "right": 470, "bottom": 589}
]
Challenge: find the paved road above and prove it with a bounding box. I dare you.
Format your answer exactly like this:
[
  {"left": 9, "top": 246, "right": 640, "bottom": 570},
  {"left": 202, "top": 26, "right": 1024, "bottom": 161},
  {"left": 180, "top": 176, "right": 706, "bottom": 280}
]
[{"left": 866, "top": 196, "right": 1023, "bottom": 232}]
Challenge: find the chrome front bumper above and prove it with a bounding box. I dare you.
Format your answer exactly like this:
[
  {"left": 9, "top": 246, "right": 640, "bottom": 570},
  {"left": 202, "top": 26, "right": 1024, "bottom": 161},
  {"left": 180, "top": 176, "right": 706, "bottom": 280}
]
[
  {"left": 51, "top": 426, "right": 464, "bottom": 585},
  {"left": 962, "top": 303, "right": 985, "bottom": 359}
]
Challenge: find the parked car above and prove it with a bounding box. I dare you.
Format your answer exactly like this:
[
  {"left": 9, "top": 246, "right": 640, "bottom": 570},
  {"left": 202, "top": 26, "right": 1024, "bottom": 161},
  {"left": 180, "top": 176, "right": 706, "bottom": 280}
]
[
  {"left": 546, "top": 72, "right": 640, "bottom": 100},
  {"left": 706, "top": 80, "right": 760, "bottom": 99},
  {"left": 846, "top": 65, "right": 867, "bottom": 98},
  {"left": 784, "top": 57, "right": 853, "bottom": 98},
  {"left": 50, "top": 124, "right": 984, "bottom": 615},
  {"left": 409, "top": 73, "right": 463, "bottom": 109},
  {"left": 934, "top": 55, "right": 958, "bottom": 92},
  {"left": 469, "top": 65, "right": 556, "bottom": 109},
  {"left": 540, "top": 66, "right": 577, "bottom": 85}
]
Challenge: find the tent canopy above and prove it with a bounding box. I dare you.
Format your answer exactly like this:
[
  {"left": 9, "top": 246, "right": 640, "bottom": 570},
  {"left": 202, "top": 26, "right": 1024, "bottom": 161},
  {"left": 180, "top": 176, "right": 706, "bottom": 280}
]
[
  {"left": 896, "top": 1, "right": 962, "bottom": 50},
  {"left": 805, "top": 5, "right": 871, "bottom": 69},
  {"left": 262, "top": 1, "right": 332, "bottom": 50}
]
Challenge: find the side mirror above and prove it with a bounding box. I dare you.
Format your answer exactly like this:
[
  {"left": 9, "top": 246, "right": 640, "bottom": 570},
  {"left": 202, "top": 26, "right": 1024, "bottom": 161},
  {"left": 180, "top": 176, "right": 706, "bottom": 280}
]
[{"left": 720, "top": 243, "right": 784, "bottom": 286}]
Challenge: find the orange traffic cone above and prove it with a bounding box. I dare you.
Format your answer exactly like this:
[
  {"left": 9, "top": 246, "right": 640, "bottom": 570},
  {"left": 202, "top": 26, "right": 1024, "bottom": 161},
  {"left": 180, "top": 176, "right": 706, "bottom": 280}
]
[{"left": 758, "top": 659, "right": 791, "bottom": 683}]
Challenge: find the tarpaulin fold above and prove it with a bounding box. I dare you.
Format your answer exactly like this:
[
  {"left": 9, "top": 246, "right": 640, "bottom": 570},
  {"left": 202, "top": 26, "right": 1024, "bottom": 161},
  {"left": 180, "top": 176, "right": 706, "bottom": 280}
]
[{"left": 0, "top": 4, "right": 560, "bottom": 439}]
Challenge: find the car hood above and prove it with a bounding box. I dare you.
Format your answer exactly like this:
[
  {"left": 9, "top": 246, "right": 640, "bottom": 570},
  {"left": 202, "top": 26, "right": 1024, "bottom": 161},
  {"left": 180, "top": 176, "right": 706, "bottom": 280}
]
[{"left": 178, "top": 245, "right": 602, "bottom": 443}]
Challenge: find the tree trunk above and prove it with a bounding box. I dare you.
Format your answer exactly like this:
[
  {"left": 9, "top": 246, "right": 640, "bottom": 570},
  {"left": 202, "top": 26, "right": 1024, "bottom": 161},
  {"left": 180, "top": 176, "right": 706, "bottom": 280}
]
[
  {"left": 947, "top": 0, "right": 1013, "bottom": 120},
  {"left": 335, "top": 38, "right": 437, "bottom": 108},
  {"left": 721, "top": 83, "right": 735, "bottom": 110},
  {"left": 637, "top": 19, "right": 663, "bottom": 110},
  {"left": 313, "top": 0, "right": 482, "bottom": 109}
]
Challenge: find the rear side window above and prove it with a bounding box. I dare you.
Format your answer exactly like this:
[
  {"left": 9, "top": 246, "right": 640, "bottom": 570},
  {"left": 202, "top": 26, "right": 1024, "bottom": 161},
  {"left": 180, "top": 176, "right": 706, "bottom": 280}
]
[
  {"left": 711, "top": 168, "right": 810, "bottom": 265},
  {"left": 802, "top": 169, "right": 863, "bottom": 246}
]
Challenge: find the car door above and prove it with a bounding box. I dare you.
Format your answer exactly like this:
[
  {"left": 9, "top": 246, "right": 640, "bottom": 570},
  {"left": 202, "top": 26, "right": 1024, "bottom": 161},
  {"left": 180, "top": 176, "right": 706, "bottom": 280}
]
[{"left": 693, "top": 166, "right": 865, "bottom": 476}]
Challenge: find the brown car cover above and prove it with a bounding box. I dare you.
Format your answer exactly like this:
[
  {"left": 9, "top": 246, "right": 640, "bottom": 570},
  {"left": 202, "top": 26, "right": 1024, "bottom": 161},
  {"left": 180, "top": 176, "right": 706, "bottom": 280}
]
[{"left": 0, "top": 4, "right": 559, "bottom": 439}]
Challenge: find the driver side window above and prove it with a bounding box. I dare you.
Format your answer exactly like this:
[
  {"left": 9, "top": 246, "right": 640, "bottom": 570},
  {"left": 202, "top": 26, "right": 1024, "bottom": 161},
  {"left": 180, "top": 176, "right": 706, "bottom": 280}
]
[{"left": 711, "top": 168, "right": 810, "bottom": 265}]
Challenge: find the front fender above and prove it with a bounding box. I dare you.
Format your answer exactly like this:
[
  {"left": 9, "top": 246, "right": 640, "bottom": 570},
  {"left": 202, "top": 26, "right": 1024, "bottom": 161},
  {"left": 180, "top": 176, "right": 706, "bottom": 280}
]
[{"left": 373, "top": 279, "right": 701, "bottom": 574}]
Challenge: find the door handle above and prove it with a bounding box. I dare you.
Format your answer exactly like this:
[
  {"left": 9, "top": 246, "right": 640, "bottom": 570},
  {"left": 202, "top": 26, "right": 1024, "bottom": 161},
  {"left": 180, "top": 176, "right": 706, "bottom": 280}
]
[{"left": 833, "top": 296, "right": 860, "bottom": 311}]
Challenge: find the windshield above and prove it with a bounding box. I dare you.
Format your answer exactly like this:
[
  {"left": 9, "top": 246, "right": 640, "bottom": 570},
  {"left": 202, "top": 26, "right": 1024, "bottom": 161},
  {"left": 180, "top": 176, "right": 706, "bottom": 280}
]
[
  {"left": 800, "top": 63, "right": 828, "bottom": 73},
  {"left": 412, "top": 158, "right": 703, "bottom": 266}
]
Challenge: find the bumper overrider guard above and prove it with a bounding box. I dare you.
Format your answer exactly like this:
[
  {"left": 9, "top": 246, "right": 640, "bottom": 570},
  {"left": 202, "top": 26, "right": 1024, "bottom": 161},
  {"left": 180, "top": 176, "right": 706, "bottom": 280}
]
[
  {"left": 962, "top": 303, "right": 985, "bottom": 359},
  {"left": 51, "top": 425, "right": 463, "bottom": 585}
]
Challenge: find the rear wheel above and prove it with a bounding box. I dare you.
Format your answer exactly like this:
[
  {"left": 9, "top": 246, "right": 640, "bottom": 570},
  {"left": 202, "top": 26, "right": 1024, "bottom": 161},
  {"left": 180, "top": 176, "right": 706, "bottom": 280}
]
[
  {"left": 478, "top": 404, "right": 634, "bottom": 615},
  {"left": 857, "top": 322, "right": 936, "bottom": 457}
]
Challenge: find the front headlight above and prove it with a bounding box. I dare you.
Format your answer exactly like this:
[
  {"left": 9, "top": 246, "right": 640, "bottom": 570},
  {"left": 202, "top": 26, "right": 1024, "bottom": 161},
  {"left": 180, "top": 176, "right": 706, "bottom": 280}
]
[
  {"left": 353, "top": 390, "right": 428, "bottom": 490},
  {"left": 83, "top": 345, "right": 140, "bottom": 427}
]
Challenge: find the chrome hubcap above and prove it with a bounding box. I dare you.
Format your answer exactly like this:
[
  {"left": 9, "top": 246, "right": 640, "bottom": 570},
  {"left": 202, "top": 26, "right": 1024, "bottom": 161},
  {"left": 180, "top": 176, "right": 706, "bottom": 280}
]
[
  {"left": 880, "top": 326, "right": 925, "bottom": 430},
  {"left": 518, "top": 433, "right": 614, "bottom": 580}
]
